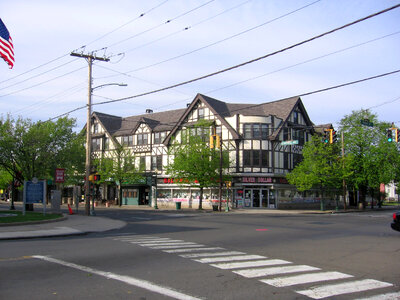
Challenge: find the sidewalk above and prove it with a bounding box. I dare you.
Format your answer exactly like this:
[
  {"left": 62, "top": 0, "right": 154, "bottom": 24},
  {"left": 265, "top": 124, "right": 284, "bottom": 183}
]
[{"left": 0, "top": 210, "right": 127, "bottom": 240}]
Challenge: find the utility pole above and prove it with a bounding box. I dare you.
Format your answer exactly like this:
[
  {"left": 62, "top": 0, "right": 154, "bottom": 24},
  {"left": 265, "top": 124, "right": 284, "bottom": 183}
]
[
  {"left": 70, "top": 51, "right": 109, "bottom": 216},
  {"left": 342, "top": 131, "right": 347, "bottom": 210}
]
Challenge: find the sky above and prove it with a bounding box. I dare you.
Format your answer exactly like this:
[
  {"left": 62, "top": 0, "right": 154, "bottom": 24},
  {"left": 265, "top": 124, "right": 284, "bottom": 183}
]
[{"left": 1, "top": 0, "right": 399, "bottom": 130}]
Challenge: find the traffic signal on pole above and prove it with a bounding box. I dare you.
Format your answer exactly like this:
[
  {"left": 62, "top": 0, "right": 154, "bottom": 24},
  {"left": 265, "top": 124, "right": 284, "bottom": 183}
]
[
  {"left": 210, "top": 135, "right": 214, "bottom": 149},
  {"left": 323, "top": 129, "right": 329, "bottom": 143},
  {"left": 395, "top": 128, "right": 399, "bottom": 143},
  {"left": 387, "top": 129, "right": 393, "bottom": 142},
  {"left": 329, "top": 129, "right": 337, "bottom": 144}
]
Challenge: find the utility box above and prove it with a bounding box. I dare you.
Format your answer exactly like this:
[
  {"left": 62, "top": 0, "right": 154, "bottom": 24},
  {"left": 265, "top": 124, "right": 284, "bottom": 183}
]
[{"left": 50, "top": 190, "right": 61, "bottom": 214}]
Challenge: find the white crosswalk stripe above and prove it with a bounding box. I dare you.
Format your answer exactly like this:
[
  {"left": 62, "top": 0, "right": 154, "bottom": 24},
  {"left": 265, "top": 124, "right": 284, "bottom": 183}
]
[
  {"left": 112, "top": 235, "right": 398, "bottom": 299},
  {"left": 354, "top": 292, "right": 400, "bottom": 299},
  {"left": 130, "top": 239, "right": 184, "bottom": 244},
  {"left": 180, "top": 251, "right": 245, "bottom": 258},
  {"left": 296, "top": 279, "right": 393, "bottom": 299},
  {"left": 149, "top": 244, "right": 205, "bottom": 249},
  {"left": 163, "top": 247, "right": 225, "bottom": 253},
  {"left": 260, "top": 271, "right": 353, "bottom": 287},
  {"left": 210, "top": 259, "right": 291, "bottom": 270},
  {"left": 233, "top": 265, "right": 320, "bottom": 278},
  {"left": 138, "top": 242, "right": 198, "bottom": 247},
  {"left": 194, "top": 255, "right": 265, "bottom": 264}
]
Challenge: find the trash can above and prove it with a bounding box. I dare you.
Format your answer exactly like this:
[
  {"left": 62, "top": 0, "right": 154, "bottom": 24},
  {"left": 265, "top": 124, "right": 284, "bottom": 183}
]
[
  {"left": 212, "top": 204, "right": 219, "bottom": 211},
  {"left": 175, "top": 202, "right": 181, "bottom": 210}
]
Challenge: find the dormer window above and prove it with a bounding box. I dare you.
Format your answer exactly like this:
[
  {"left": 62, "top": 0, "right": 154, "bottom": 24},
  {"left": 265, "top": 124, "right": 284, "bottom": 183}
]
[
  {"left": 137, "top": 133, "right": 148, "bottom": 145},
  {"left": 244, "top": 123, "right": 269, "bottom": 139},
  {"left": 198, "top": 108, "right": 205, "bottom": 120},
  {"left": 122, "top": 136, "right": 133, "bottom": 146}
]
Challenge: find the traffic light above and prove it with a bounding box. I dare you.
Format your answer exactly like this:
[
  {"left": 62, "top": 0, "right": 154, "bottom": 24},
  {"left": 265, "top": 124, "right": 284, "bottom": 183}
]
[
  {"left": 329, "top": 130, "right": 337, "bottom": 144},
  {"left": 323, "top": 129, "right": 329, "bottom": 143},
  {"left": 209, "top": 135, "right": 214, "bottom": 149},
  {"left": 387, "top": 129, "right": 393, "bottom": 142},
  {"left": 89, "top": 174, "right": 101, "bottom": 182},
  {"left": 396, "top": 128, "right": 399, "bottom": 143}
]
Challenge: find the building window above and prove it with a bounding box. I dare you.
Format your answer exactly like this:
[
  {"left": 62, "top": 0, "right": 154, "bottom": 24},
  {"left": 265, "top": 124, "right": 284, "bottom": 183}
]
[
  {"left": 293, "top": 111, "right": 299, "bottom": 124},
  {"left": 122, "top": 135, "right": 133, "bottom": 146},
  {"left": 104, "top": 137, "right": 110, "bottom": 150},
  {"left": 243, "top": 123, "right": 269, "bottom": 139},
  {"left": 93, "top": 123, "right": 99, "bottom": 134},
  {"left": 243, "top": 150, "right": 269, "bottom": 167},
  {"left": 137, "top": 133, "right": 148, "bottom": 145},
  {"left": 154, "top": 132, "right": 166, "bottom": 144},
  {"left": 151, "top": 155, "right": 163, "bottom": 170},
  {"left": 284, "top": 152, "right": 289, "bottom": 169},
  {"left": 92, "top": 138, "right": 101, "bottom": 151},
  {"left": 198, "top": 108, "right": 205, "bottom": 119},
  {"left": 139, "top": 157, "right": 146, "bottom": 170}
]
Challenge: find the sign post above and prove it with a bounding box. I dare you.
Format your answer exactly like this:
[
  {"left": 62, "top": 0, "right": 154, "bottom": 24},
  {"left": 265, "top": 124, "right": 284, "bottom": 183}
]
[{"left": 23, "top": 178, "right": 46, "bottom": 216}]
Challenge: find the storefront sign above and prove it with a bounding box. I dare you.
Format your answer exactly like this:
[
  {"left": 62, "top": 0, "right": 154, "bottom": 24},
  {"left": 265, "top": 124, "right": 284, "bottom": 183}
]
[{"left": 242, "top": 177, "right": 273, "bottom": 183}]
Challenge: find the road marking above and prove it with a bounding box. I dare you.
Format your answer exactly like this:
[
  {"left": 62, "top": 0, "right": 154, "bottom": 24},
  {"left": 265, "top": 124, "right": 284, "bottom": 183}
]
[
  {"left": 33, "top": 255, "right": 202, "bottom": 300},
  {"left": 233, "top": 265, "right": 320, "bottom": 278},
  {"left": 139, "top": 242, "right": 198, "bottom": 247},
  {"left": 129, "top": 239, "right": 183, "bottom": 244},
  {"left": 0, "top": 256, "right": 34, "bottom": 262},
  {"left": 150, "top": 244, "right": 205, "bottom": 249},
  {"left": 163, "top": 247, "right": 224, "bottom": 253},
  {"left": 296, "top": 279, "right": 393, "bottom": 299},
  {"left": 261, "top": 271, "right": 353, "bottom": 287},
  {"left": 194, "top": 255, "right": 265, "bottom": 264},
  {"left": 180, "top": 251, "right": 245, "bottom": 258},
  {"left": 354, "top": 292, "right": 400, "bottom": 299},
  {"left": 210, "top": 259, "right": 291, "bottom": 270}
]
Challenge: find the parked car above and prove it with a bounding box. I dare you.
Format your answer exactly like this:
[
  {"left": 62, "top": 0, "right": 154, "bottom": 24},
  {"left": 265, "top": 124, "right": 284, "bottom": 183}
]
[{"left": 391, "top": 212, "right": 400, "bottom": 232}]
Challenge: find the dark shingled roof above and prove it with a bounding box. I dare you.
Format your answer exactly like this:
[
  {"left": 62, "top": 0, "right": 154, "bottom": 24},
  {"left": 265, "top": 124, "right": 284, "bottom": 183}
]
[{"left": 94, "top": 94, "right": 309, "bottom": 142}]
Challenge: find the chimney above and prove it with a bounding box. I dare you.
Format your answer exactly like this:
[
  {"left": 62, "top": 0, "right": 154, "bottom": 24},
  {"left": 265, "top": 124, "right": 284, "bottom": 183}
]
[{"left": 146, "top": 109, "right": 153, "bottom": 114}]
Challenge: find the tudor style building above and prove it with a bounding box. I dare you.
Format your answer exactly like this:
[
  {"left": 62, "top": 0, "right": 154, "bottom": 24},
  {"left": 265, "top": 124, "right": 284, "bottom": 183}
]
[{"left": 89, "top": 93, "right": 333, "bottom": 209}]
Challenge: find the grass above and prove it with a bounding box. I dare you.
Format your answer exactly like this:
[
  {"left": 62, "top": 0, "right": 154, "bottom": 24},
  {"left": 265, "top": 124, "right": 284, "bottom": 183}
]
[{"left": 0, "top": 210, "right": 63, "bottom": 224}]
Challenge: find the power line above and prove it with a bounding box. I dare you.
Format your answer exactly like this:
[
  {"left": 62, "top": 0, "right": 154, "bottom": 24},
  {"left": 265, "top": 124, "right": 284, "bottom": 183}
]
[
  {"left": 120, "top": 0, "right": 322, "bottom": 74},
  {"left": 103, "top": 0, "right": 216, "bottom": 50},
  {"left": 120, "top": 0, "right": 253, "bottom": 55},
  {"left": 90, "top": 3, "right": 400, "bottom": 106}
]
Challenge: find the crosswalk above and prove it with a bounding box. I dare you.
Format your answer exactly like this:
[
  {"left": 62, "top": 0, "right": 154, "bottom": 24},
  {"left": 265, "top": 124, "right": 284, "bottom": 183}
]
[{"left": 112, "top": 235, "right": 399, "bottom": 299}]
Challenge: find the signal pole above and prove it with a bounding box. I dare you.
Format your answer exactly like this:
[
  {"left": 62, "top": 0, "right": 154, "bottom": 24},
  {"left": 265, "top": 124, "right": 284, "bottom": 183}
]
[{"left": 70, "top": 52, "right": 109, "bottom": 216}]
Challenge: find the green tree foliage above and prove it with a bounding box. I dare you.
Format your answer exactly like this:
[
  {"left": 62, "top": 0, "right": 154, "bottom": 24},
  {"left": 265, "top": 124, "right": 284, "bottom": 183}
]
[
  {"left": 286, "top": 135, "right": 344, "bottom": 193},
  {"left": 339, "top": 110, "right": 400, "bottom": 206},
  {"left": 0, "top": 115, "right": 85, "bottom": 184},
  {"left": 93, "top": 143, "right": 142, "bottom": 205},
  {"left": 166, "top": 121, "right": 230, "bottom": 209}
]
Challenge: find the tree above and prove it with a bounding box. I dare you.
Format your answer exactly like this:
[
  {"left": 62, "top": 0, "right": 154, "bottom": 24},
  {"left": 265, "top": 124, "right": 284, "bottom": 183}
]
[
  {"left": 0, "top": 115, "right": 85, "bottom": 198},
  {"left": 93, "top": 142, "right": 142, "bottom": 206},
  {"left": 286, "top": 135, "right": 345, "bottom": 209},
  {"left": 339, "top": 109, "right": 400, "bottom": 207},
  {"left": 166, "top": 121, "right": 230, "bottom": 210}
]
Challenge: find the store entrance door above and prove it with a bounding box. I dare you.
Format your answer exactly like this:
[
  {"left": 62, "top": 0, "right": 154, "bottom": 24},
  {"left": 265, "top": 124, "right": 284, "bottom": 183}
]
[{"left": 244, "top": 188, "right": 276, "bottom": 208}]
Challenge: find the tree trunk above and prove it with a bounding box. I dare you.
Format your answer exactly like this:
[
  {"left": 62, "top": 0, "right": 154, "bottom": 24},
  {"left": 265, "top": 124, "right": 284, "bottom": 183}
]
[
  {"left": 198, "top": 187, "right": 203, "bottom": 210},
  {"left": 118, "top": 184, "right": 122, "bottom": 207}
]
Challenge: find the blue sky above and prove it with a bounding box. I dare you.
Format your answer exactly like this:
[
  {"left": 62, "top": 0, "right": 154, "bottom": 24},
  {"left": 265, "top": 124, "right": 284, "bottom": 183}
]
[{"left": 1, "top": 0, "right": 399, "bottom": 130}]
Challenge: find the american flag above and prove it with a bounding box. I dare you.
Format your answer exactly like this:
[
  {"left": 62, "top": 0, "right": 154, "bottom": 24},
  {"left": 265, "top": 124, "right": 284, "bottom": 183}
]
[{"left": 0, "top": 18, "right": 14, "bottom": 69}]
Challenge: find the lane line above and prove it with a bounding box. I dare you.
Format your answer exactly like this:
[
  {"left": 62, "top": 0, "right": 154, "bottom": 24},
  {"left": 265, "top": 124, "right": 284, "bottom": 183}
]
[
  {"left": 210, "top": 259, "right": 291, "bottom": 270},
  {"left": 233, "top": 265, "right": 320, "bottom": 278},
  {"left": 180, "top": 251, "right": 245, "bottom": 258},
  {"left": 296, "top": 279, "right": 393, "bottom": 299},
  {"left": 261, "top": 271, "right": 353, "bottom": 287},
  {"left": 194, "top": 255, "right": 265, "bottom": 264},
  {"left": 33, "top": 255, "right": 202, "bottom": 300},
  {"left": 163, "top": 247, "right": 224, "bottom": 253}
]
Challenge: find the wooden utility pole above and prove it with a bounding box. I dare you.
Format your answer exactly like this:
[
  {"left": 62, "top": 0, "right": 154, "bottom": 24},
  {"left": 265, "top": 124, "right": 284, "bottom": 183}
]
[
  {"left": 342, "top": 131, "right": 347, "bottom": 210},
  {"left": 70, "top": 52, "right": 109, "bottom": 216}
]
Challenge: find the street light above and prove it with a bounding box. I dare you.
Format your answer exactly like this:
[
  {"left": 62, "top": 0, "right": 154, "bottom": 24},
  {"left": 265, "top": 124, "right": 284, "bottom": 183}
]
[{"left": 85, "top": 82, "right": 127, "bottom": 216}]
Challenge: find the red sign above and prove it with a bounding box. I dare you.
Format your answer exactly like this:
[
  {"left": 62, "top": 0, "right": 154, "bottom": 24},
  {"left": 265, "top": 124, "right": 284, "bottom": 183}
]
[{"left": 55, "top": 168, "right": 65, "bottom": 183}]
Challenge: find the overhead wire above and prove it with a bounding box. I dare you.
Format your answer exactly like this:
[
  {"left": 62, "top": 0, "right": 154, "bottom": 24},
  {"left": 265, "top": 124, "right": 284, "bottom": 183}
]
[
  {"left": 103, "top": 0, "right": 216, "bottom": 49},
  {"left": 88, "top": 3, "right": 400, "bottom": 107},
  {"left": 117, "top": 0, "right": 323, "bottom": 74},
  {"left": 120, "top": 0, "right": 253, "bottom": 55}
]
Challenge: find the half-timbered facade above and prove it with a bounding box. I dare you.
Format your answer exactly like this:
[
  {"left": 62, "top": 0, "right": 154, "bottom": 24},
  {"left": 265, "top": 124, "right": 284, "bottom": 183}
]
[{"left": 89, "top": 93, "right": 334, "bottom": 209}]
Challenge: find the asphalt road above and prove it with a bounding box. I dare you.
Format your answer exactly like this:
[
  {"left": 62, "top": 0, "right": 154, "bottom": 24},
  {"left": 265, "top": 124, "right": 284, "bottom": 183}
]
[{"left": 1, "top": 209, "right": 399, "bottom": 299}]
